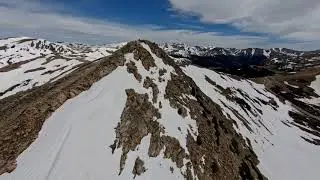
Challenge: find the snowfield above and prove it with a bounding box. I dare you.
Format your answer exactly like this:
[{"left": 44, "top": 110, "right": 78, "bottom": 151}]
[
  {"left": 0, "top": 37, "right": 126, "bottom": 99},
  {"left": 0, "top": 56, "right": 82, "bottom": 98},
  {"left": 183, "top": 65, "right": 320, "bottom": 180},
  {"left": 298, "top": 74, "right": 320, "bottom": 107},
  {"left": 310, "top": 75, "right": 320, "bottom": 95}
]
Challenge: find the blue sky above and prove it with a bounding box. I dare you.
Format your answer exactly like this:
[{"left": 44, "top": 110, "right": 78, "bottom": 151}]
[
  {"left": 0, "top": 0, "right": 319, "bottom": 49},
  {"left": 45, "top": 0, "right": 244, "bottom": 35}
]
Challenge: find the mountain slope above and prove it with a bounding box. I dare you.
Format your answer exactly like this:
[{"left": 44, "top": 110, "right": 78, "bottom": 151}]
[
  {"left": 182, "top": 65, "right": 320, "bottom": 180},
  {"left": 0, "top": 40, "right": 264, "bottom": 179},
  {"left": 165, "top": 43, "right": 320, "bottom": 179},
  {"left": 0, "top": 37, "right": 125, "bottom": 99}
]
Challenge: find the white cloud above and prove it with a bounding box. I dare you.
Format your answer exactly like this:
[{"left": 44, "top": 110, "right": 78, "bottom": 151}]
[
  {"left": 0, "top": 0, "right": 318, "bottom": 49},
  {"left": 0, "top": 1, "right": 268, "bottom": 48},
  {"left": 169, "top": 0, "right": 320, "bottom": 43}
]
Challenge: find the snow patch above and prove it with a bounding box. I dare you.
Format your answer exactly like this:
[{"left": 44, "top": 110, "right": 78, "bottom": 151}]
[
  {"left": 263, "top": 50, "right": 271, "bottom": 58},
  {"left": 284, "top": 81, "right": 299, "bottom": 88},
  {"left": 310, "top": 75, "right": 320, "bottom": 95}
]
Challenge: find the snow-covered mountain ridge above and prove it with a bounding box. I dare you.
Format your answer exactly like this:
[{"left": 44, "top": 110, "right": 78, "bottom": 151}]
[
  {"left": 0, "top": 37, "right": 126, "bottom": 99},
  {"left": 0, "top": 37, "right": 125, "bottom": 67},
  {"left": 0, "top": 38, "right": 319, "bottom": 180}
]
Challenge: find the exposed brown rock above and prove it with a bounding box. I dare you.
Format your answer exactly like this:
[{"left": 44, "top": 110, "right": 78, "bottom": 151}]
[
  {"left": 143, "top": 76, "right": 159, "bottom": 103},
  {"left": 142, "top": 40, "right": 266, "bottom": 180},
  {"left": 132, "top": 43, "right": 156, "bottom": 71},
  {"left": 159, "top": 68, "right": 167, "bottom": 76},
  {"left": 112, "top": 88, "right": 191, "bottom": 176},
  {"left": 162, "top": 136, "right": 187, "bottom": 168},
  {"left": 126, "top": 61, "right": 142, "bottom": 82},
  {"left": 132, "top": 157, "right": 146, "bottom": 178},
  {"left": 113, "top": 89, "right": 161, "bottom": 174}
]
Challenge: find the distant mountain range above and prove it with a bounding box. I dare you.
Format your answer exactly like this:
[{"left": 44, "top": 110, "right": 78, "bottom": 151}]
[
  {"left": 161, "top": 42, "right": 320, "bottom": 77},
  {"left": 161, "top": 42, "right": 320, "bottom": 58}
]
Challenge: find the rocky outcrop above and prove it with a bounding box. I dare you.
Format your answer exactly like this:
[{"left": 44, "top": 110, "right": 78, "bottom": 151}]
[
  {"left": 112, "top": 89, "right": 161, "bottom": 174},
  {"left": 143, "top": 76, "right": 159, "bottom": 103},
  {"left": 132, "top": 157, "right": 146, "bottom": 178},
  {"left": 126, "top": 61, "right": 142, "bottom": 82},
  {"left": 109, "top": 88, "right": 193, "bottom": 177},
  {"left": 132, "top": 44, "right": 156, "bottom": 70},
  {"left": 110, "top": 40, "right": 266, "bottom": 179}
]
